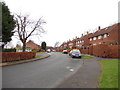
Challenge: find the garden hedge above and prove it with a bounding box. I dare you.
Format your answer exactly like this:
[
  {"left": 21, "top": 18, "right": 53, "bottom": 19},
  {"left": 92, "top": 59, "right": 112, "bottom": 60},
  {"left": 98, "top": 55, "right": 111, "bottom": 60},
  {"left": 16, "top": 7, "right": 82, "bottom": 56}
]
[{"left": 2, "top": 52, "right": 36, "bottom": 62}]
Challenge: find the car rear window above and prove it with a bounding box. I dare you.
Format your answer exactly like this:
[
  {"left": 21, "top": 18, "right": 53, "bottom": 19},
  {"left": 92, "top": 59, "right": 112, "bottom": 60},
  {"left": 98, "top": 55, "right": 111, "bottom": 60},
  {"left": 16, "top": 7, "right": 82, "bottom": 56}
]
[{"left": 72, "top": 50, "right": 80, "bottom": 53}]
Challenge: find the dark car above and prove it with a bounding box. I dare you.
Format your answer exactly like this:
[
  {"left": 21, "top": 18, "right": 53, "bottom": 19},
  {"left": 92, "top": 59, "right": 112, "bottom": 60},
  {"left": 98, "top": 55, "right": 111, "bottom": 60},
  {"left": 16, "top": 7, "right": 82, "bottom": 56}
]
[
  {"left": 62, "top": 50, "right": 68, "bottom": 54},
  {"left": 69, "top": 49, "right": 81, "bottom": 58}
]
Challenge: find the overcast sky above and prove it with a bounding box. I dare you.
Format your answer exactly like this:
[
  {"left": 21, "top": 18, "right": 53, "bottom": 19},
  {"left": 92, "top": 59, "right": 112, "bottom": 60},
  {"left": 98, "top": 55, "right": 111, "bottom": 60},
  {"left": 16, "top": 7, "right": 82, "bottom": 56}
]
[{"left": 4, "top": 0, "right": 119, "bottom": 47}]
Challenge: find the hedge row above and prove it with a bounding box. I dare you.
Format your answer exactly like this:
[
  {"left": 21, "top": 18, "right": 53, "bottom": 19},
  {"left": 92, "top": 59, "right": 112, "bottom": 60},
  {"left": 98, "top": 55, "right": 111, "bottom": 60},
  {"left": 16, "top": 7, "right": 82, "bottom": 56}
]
[
  {"left": 2, "top": 48, "right": 16, "bottom": 52},
  {"left": 2, "top": 52, "right": 36, "bottom": 62}
]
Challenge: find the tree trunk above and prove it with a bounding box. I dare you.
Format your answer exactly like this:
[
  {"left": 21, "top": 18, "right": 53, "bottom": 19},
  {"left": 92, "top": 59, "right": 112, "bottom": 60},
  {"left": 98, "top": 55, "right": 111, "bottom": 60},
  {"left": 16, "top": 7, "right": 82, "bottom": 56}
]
[
  {"left": 2, "top": 44, "right": 4, "bottom": 49},
  {"left": 22, "top": 42, "right": 26, "bottom": 52}
]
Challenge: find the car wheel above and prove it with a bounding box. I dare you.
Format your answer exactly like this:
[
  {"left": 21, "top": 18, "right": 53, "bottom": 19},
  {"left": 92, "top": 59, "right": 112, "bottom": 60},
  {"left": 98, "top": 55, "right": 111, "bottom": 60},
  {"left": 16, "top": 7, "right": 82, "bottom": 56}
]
[{"left": 72, "top": 56, "right": 74, "bottom": 58}]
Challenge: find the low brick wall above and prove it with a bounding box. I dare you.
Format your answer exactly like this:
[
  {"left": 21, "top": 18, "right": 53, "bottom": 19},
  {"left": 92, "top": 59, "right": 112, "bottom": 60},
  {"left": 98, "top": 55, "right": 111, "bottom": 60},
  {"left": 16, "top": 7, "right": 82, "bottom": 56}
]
[
  {"left": 57, "top": 44, "right": 120, "bottom": 58},
  {"left": 89, "top": 45, "right": 120, "bottom": 58},
  {"left": 2, "top": 52, "right": 36, "bottom": 62}
]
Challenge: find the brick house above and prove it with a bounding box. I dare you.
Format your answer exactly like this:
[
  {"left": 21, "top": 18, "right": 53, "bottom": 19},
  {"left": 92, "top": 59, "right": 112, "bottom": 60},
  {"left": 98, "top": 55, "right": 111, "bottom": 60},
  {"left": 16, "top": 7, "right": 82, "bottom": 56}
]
[
  {"left": 58, "top": 23, "right": 120, "bottom": 58},
  {"left": 89, "top": 23, "right": 119, "bottom": 46},
  {"left": 26, "top": 40, "right": 40, "bottom": 50},
  {"left": 67, "top": 40, "right": 74, "bottom": 49}
]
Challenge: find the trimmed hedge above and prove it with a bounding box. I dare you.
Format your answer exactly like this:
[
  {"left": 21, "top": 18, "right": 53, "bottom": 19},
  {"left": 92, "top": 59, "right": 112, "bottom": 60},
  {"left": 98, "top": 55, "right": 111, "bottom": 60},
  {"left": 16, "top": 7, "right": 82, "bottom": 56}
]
[
  {"left": 2, "top": 52, "right": 36, "bottom": 62},
  {"left": 2, "top": 48, "right": 16, "bottom": 52}
]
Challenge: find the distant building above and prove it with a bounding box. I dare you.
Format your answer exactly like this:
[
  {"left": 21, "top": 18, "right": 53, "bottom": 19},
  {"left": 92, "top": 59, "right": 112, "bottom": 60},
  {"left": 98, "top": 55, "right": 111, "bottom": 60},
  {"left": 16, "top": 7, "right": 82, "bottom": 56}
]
[{"left": 26, "top": 40, "right": 40, "bottom": 50}]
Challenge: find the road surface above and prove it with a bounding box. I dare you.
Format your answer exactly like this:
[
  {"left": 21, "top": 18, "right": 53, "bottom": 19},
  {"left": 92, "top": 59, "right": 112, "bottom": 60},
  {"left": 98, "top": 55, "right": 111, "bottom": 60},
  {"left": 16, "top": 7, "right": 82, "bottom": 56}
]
[{"left": 3, "top": 52, "right": 83, "bottom": 88}]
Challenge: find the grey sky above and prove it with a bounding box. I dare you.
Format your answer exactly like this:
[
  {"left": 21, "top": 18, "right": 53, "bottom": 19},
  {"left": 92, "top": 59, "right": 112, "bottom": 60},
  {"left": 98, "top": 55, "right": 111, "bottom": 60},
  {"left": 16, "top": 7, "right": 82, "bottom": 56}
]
[{"left": 4, "top": 0, "right": 119, "bottom": 47}]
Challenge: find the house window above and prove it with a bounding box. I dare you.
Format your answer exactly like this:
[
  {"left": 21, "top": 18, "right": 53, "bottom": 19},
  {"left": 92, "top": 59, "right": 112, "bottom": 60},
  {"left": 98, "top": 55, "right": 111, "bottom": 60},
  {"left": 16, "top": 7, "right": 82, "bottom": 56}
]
[
  {"left": 90, "top": 38, "right": 92, "bottom": 41},
  {"left": 69, "top": 43, "right": 73, "bottom": 45},
  {"left": 93, "top": 37, "right": 96, "bottom": 40},
  {"left": 93, "top": 43, "right": 96, "bottom": 45},
  {"left": 104, "top": 34, "right": 107, "bottom": 38},
  {"left": 79, "top": 45, "right": 82, "bottom": 47},
  {"left": 98, "top": 35, "right": 102, "bottom": 39}
]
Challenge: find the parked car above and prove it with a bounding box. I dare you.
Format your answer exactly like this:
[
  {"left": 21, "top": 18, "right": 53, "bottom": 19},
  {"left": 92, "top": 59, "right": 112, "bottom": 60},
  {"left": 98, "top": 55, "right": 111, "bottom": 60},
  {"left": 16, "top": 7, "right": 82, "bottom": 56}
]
[
  {"left": 69, "top": 49, "right": 81, "bottom": 58},
  {"left": 52, "top": 50, "right": 56, "bottom": 52},
  {"left": 47, "top": 49, "right": 51, "bottom": 53},
  {"left": 62, "top": 50, "right": 68, "bottom": 54}
]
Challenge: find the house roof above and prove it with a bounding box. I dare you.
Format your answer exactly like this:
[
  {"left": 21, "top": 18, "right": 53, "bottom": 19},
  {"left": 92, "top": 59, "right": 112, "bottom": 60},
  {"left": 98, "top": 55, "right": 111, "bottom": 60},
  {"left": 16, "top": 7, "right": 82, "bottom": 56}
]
[{"left": 90, "top": 23, "right": 119, "bottom": 38}]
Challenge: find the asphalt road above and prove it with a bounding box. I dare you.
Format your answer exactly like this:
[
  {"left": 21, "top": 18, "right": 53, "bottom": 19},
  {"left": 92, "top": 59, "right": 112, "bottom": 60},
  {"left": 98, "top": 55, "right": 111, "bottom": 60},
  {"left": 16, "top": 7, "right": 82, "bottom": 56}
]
[{"left": 3, "top": 52, "right": 83, "bottom": 88}]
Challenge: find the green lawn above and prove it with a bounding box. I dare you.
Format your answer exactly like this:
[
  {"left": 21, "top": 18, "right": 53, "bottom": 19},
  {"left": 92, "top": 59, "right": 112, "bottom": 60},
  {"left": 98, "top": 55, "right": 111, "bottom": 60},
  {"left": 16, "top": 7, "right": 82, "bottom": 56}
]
[
  {"left": 81, "top": 54, "right": 93, "bottom": 59},
  {"left": 99, "top": 59, "right": 118, "bottom": 88},
  {"left": 37, "top": 52, "right": 46, "bottom": 53},
  {"left": 35, "top": 55, "right": 42, "bottom": 58}
]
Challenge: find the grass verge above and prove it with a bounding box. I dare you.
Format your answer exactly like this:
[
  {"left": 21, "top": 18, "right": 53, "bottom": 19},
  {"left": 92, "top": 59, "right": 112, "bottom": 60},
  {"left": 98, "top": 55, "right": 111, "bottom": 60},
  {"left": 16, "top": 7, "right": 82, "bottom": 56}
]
[
  {"left": 81, "top": 54, "right": 93, "bottom": 59},
  {"left": 99, "top": 59, "right": 118, "bottom": 88},
  {"left": 35, "top": 55, "right": 42, "bottom": 58}
]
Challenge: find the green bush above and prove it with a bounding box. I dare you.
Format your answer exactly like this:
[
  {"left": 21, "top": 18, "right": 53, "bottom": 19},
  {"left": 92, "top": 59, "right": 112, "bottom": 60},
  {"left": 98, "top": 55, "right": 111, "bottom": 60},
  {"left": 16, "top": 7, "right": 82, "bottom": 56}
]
[{"left": 2, "top": 48, "right": 16, "bottom": 52}]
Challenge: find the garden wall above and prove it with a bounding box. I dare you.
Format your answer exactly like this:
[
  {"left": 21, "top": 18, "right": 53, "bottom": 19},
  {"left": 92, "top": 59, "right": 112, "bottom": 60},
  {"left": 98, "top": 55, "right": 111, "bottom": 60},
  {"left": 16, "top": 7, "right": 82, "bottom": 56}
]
[
  {"left": 57, "top": 45, "right": 120, "bottom": 58},
  {"left": 88, "top": 45, "right": 120, "bottom": 58}
]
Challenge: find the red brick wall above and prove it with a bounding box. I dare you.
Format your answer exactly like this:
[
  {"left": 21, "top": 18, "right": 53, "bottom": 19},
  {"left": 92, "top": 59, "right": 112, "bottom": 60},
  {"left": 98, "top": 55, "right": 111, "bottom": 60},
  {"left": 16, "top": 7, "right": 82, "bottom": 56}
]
[
  {"left": 57, "top": 45, "right": 120, "bottom": 58},
  {"left": 78, "top": 44, "right": 120, "bottom": 58},
  {"left": 92, "top": 44, "right": 110, "bottom": 58},
  {"left": 108, "top": 45, "right": 119, "bottom": 58},
  {"left": 89, "top": 46, "right": 93, "bottom": 55},
  {"left": 89, "top": 44, "right": 120, "bottom": 58}
]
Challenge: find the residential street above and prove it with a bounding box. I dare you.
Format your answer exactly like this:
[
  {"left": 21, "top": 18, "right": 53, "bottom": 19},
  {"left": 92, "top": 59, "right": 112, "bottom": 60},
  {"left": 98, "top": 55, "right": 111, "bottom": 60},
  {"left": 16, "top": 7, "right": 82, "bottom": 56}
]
[{"left": 3, "top": 52, "right": 84, "bottom": 88}]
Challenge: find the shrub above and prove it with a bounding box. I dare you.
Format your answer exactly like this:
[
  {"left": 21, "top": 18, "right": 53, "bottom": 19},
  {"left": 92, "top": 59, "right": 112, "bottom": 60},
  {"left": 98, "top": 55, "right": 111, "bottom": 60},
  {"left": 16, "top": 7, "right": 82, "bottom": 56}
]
[
  {"left": 2, "top": 48, "right": 16, "bottom": 52},
  {"left": 2, "top": 52, "right": 36, "bottom": 62}
]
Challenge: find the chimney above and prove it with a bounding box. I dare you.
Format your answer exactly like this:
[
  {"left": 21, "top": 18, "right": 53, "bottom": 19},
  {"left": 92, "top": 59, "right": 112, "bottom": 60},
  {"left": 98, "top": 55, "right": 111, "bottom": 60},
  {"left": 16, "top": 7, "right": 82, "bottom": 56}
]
[
  {"left": 76, "top": 36, "right": 77, "bottom": 39},
  {"left": 98, "top": 26, "right": 101, "bottom": 30},
  {"left": 87, "top": 31, "right": 89, "bottom": 34},
  {"left": 82, "top": 34, "right": 83, "bottom": 37}
]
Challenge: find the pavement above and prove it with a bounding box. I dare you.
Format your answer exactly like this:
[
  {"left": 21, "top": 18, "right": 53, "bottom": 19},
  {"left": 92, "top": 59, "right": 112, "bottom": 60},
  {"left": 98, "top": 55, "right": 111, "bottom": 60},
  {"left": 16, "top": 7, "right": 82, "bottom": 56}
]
[
  {"left": 56, "top": 57, "right": 102, "bottom": 88},
  {"left": 0, "top": 52, "right": 50, "bottom": 67}
]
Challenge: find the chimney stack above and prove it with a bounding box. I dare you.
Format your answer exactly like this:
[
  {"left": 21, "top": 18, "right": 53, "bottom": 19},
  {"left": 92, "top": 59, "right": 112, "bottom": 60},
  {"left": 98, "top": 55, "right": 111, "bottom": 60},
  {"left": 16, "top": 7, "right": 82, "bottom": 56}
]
[
  {"left": 82, "top": 34, "right": 83, "bottom": 37},
  {"left": 76, "top": 36, "right": 77, "bottom": 39},
  {"left": 98, "top": 26, "right": 101, "bottom": 30},
  {"left": 87, "top": 31, "right": 89, "bottom": 34}
]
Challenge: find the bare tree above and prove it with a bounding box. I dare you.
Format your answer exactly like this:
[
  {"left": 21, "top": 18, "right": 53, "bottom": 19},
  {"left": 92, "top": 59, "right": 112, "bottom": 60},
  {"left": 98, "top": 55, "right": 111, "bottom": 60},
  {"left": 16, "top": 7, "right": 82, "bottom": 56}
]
[
  {"left": 14, "top": 14, "right": 46, "bottom": 52},
  {"left": 54, "top": 41, "right": 60, "bottom": 48}
]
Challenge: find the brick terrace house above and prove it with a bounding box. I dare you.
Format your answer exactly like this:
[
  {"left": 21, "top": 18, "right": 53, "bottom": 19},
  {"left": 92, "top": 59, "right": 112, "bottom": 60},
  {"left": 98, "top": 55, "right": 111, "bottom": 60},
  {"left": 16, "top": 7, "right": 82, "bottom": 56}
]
[
  {"left": 26, "top": 40, "right": 40, "bottom": 50},
  {"left": 89, "top": 23, "right": 119, "bottom": 46},
  {"left": 58, "top": 23, "right": 120, "bottom": 58},
  {"left": 75, "top": 33, "right": 93, "bottom": 49}
]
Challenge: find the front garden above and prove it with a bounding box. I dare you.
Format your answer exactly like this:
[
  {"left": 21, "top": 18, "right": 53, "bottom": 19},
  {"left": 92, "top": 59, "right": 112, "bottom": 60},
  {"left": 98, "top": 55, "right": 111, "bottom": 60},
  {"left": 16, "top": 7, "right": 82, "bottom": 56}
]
[{"left": 99, "top": 59, "right": 118, "bottom": 88}]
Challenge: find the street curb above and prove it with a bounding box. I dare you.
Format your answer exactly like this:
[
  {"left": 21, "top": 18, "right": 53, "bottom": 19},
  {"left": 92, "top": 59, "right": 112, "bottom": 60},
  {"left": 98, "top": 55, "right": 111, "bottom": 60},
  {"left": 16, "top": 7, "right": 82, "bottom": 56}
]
[{"left": 0, "top": 54, "right": 50, "bottom": 67}]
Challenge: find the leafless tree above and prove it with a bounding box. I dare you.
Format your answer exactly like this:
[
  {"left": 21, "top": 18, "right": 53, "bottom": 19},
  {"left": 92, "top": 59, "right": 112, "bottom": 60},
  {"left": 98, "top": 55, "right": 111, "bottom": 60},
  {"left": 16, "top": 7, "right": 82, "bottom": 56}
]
[
  {"left": 14, "top": 14, "right": 46, "bottom": 52},
  {"left": 54, "top": 41, "right": 60, "bottom": 48}
]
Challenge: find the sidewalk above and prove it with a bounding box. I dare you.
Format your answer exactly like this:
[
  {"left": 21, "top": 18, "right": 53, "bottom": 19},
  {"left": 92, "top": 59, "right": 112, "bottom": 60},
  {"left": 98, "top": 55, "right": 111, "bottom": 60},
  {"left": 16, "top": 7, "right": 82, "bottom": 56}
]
[
  {"left": 56, "top": 57, "right": 101, "bottom": 88},
  {"left": 0, "top": 53, "right": 50, "bottom": 67}
]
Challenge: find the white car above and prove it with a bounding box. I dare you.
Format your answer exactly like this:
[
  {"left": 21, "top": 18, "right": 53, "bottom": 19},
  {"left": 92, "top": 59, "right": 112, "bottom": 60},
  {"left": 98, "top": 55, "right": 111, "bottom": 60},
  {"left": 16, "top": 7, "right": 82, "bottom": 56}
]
[
  {"left": 47, "top": 49, "right": 51, "bottom": 53},
  {"left": 69, "top": 49, "right": 81, "bottom": 58}
]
